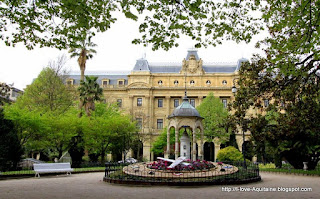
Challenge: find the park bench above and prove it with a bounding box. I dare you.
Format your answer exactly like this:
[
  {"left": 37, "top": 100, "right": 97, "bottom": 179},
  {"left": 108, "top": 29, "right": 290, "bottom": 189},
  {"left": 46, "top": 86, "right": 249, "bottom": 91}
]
[{"left": 33, "top": 163, "right": 73, "bottom": 178}]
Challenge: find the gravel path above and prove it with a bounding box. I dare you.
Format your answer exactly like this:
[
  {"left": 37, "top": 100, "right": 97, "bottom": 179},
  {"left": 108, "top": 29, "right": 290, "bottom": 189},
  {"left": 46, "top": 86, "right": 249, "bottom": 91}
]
[{"left": 0, "top": 172, "right": 319, "bottom": 199}]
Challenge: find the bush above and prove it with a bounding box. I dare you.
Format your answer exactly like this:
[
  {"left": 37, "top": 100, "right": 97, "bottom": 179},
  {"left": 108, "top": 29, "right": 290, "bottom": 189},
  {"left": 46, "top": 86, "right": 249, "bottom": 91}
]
[{"left": 217, "top": 146, "right": 243, "bottom": 162}]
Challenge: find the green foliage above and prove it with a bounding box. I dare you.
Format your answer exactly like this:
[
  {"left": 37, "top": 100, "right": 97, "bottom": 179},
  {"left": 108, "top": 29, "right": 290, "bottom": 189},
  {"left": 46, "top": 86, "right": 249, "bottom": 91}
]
[
  {"left": 14, "top": 67, "right": 74, "bottom": 114},
  {"left": 217, "top": 146, "right": 243, "bottom": 162},
  {"left": 152, "top": 127, "right": 175, "bottom": 155},
  {"left": 3, "top": 105, "right": 47, "bottom": 149},
  {"left": 81, "top": 103, "right": 137, "bottom": 163},
  {"left": 78, "top": 76, "right": 103, "bottom": 117},
  {"left": 3, "top": 63, "right": 77, "bottom": 160},
  {"left": 132, "top": 0, "right": 263, "bottom": 50},
  {"left": 42, "top": 108, "right": 79, "bottom": 158},
  {"left": 69, "top": 35, "right": 97, "bottom": 81},
  {"left": 197, "top": 93, "right": 230, "bottom": 143},
  {"left": 0, "top": 109, "right": 23, "bottom": 171},
  {"left": 232, "top": 55, "right": 320, "bottom": 170},
  {"left": 0, "top": 0, "right": 121, "bottom": 50}
]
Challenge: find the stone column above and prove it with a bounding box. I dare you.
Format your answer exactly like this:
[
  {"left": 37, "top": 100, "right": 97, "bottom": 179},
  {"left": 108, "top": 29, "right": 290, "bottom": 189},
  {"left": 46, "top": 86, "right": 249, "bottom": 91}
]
[
  {"left": 192, "top": 128, "right": 197, "bottom": 161},
  {"left": 200, "top": 128, "right": 204, "bottom": 160},
  {"left": 165, "top": 127, "right": 171, "bottom": 158},
  {"left": 214, "top": 144, "right": 221, "bottom": 162},
  {"left": 175, "top": 128, "right": 179, "bottom": 159}
]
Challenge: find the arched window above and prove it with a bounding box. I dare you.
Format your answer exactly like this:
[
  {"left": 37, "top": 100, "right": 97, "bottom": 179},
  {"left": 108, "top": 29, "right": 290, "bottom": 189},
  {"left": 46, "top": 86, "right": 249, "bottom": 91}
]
[
  {"left": 158, "top": 80, "right": 163, "bottom": 85},
  {"left": 174, "top": 80, "right": 179, "bottom": 85},
  {"left": 206, "top": 80, "right": 211, "bottom": 85},
  {"left": 190, "top": 80, "right": 195, "bottom": 85}
]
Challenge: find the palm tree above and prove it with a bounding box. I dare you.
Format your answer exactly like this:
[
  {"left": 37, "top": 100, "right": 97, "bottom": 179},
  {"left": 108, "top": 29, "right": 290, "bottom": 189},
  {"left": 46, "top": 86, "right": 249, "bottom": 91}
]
[
  {"left": 78, "top": 76, "right": 103, "bottom": 117},
  {"left": 69, "top": 35, "right": 97, "bottom": 82}
]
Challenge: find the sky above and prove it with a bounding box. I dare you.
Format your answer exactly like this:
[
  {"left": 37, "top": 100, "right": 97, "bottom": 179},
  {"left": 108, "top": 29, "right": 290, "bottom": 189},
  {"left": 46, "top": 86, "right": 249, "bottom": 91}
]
[{"left": 0, "top": 14, "right": 267, "bottom": 90}]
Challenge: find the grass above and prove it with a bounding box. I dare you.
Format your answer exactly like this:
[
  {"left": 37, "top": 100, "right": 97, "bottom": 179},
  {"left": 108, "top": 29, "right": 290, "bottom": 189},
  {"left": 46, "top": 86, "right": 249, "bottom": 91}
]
[
  {"left": 0, "top": 167, "right": 105, "bottom": 176},
  {"left": 259, "top": 163, "right": 320, "bottom": 176}
]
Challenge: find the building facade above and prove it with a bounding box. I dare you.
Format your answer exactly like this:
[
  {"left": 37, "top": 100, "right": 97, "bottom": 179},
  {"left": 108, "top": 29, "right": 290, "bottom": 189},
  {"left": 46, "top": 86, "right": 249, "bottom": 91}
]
[{"left": 69, "top": 50, "right": 250, "bottom": 161}]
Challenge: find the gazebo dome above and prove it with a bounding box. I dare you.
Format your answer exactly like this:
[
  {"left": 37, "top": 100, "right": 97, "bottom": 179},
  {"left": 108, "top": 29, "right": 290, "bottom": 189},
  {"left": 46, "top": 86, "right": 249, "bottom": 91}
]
[{"left": 168, "top": 97, "right": 203, "bottom": 118}]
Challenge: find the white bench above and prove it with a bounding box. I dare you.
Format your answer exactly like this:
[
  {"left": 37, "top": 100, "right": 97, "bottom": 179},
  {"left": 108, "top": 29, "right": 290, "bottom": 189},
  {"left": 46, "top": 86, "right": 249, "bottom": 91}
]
[{"left": 33, "top": 163, "right": 73, "bottom": 178}]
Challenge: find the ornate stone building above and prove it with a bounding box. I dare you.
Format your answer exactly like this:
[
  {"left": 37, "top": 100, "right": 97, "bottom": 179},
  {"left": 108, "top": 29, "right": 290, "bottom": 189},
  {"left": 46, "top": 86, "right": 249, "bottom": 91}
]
[{"left": 68, "top": 50, "right": 249, "bottom": 161}]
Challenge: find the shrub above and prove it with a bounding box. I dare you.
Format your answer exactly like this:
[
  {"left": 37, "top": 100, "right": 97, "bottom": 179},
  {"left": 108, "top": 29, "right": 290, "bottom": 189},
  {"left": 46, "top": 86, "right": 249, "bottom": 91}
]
[{"left": 217, "top": 146, "right": 243, "bottom": 162}]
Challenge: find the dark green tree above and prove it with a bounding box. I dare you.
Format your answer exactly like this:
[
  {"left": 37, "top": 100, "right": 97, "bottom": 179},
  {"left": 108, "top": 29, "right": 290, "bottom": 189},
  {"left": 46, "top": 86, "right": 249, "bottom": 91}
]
[
  {"left": 0, "top": 109, "right": 23, "bottom": 171},
  {"left": 232, "top": 57, "right": 320, "bottom": 170},
  {"left": 78, "top": 75, "right": 103, "bottom": 117}
]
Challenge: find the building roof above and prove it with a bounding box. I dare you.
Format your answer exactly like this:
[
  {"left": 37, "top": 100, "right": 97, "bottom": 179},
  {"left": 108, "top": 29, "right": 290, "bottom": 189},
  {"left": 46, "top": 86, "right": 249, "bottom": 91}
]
[
  {"left": 186, "top": 49, "right": 200, "bottom": 60},
  {"left": 68, "top": 50, "right": 248, "bottom": 85},
  {"left": 68, "top": 71, "right": 129, "bottom": 85},
  {"left": 168, "top": 97, "right": 203, "bottom": 119}
]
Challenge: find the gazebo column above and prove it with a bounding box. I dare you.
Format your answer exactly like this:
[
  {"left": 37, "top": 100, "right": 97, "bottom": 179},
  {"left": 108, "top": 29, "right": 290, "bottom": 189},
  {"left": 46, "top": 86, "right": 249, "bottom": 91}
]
[
  {"left": 165, "top": 127, "right": 170, "bottom": 158},
  {"left": 175, "top": 128, "right": 179, "bottom": 159},
  {"left": 192, "top": 128, "right": 197, "bottom": 161},
  {"left": 200, "top": 128, "right": 204, "bottom": 160}
]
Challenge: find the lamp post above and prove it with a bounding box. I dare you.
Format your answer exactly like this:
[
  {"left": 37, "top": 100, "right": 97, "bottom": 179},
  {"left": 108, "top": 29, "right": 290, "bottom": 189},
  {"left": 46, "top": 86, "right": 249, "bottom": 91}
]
[{"left": 232, "top": 78, "right": 247, "bottom": 169}]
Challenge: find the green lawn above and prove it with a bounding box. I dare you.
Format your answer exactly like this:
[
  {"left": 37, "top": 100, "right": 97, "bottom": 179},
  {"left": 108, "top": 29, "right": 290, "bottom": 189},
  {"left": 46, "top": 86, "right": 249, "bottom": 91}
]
[
  {"left": 0, "top": 167, "right": 105, "bottom": 176},
  {"left": 259, "top": 163, "right": 320, "bottom": 176}
]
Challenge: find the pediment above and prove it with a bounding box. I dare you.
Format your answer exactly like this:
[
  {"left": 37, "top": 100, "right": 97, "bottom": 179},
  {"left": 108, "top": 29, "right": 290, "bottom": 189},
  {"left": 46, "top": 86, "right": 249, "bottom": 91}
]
[{"left": 127, "top": 82, "right": 150, "bottom": 89}]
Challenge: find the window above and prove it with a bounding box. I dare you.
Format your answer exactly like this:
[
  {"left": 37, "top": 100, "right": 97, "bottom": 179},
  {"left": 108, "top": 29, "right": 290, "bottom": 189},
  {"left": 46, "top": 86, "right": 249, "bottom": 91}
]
[
  {"left": 117, "top": 99, "right": 122, "bottom": 107},
  {"left": 157, "top": 119, "right": 163, "bottom": 129},
  {"left": 264, "top": 99, "right": 269, "bottom": 108},
  {"left": 174, "top": 99, "right": 179, "bottom": 107},
  {"left": 137, "top": 98, "right": 142, "bottom": 106},
  {"left": 222, "top": 99, "right": 228, "bottom": 108},
  {"left": 102, "top": 80, "right": 109, "bottom": 87},
  {"left": 222, "top": 80, "right": 227, "bottom": 85},
  {"left": 174, "top": 80, "right": 179, "bottom": 85},
  {"left": 136, "top": 118, "right": 142, "bottom": 129},
  {"left": 190, "top": 99, "right": 195, "bottom": 107},
  {"left": 206, "top": 80, "right": 211, "bottom": 85},
  {"left": 118, "top": 80, "right": 124, "bottom": 85},
  {"left": 158, "top": 80, "right": 163, "bottom": 85},
  {"left": 190, "top": 80, "right": 195, "bottom": 85},
  {"left": 158, "top": 99, "right": 163, "bottom": 107}
]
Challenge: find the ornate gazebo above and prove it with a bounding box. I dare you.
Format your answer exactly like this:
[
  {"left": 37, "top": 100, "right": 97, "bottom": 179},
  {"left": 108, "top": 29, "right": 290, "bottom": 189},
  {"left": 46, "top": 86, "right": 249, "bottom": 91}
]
[{"left": 166, "top": 96, "right": 204, "bottom": 160}]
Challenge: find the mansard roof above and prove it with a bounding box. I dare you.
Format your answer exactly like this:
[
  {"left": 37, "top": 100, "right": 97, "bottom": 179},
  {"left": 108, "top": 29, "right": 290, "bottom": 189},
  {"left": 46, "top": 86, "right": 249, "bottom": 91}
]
[
  {"left": 68, "top": 71, "right": 129, "bottom": 85},
  {"left": 132, "top": 58, "right": 150, "bottom": 71},
  {"left": 186, "top": 49, "right": 200, "bottom": 60},
  {"left": 67, "top": 50, "right": 247, "bottom": 85}
]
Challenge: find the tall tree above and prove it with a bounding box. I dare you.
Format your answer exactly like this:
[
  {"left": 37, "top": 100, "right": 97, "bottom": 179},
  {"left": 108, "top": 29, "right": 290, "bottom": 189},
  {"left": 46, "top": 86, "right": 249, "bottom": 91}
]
[
  {"left": 197, "top": 93, "right": 230, "bottom": 143},
  {"left": 69, "top": 36, "right": 97, "bottom": 82},
  {"left": 3, "top": 57, "right": 76, "bottom": 159},
  {"left": 15, "top": 66, "right": 74, "bottom": 114},
  {"left": 42, "top": 108, "right": 79, "bottom": 159},
  {"left": 0, "top": 109, "right": 23, "bottom": 171},
  {"left": 78, "top": 76, "right": 103, "bottom": 117},
  {"left": 82, "top": 103, "right": 137, "bottom": 164},
  {"left": 232, "top": 57, "right": 320, "bottom": 169}
]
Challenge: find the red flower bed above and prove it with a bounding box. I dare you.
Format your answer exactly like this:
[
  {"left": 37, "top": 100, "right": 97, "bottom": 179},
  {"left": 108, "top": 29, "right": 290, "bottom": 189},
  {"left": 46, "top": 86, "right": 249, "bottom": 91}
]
[{"left": 147, "top": 159, "right": 215, "bottom": 171}]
